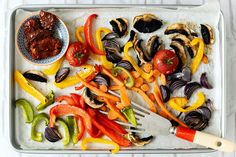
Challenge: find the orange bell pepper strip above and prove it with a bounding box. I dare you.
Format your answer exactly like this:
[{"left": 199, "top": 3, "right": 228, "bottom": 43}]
[
  {"left": 153, "top": 81, "right": 188, "bottom": 128},
  {"left": 120, "top": 86, "right": 131, "bottom": 108},
  {"left": 76, "top": 73, "right": 120, "bottom": 102},
  {"left": 131, "top": 87, "right": 157, "bottom": 113},
  {"left": 49, "top": 104, "right": 92, "bottom": 132}
]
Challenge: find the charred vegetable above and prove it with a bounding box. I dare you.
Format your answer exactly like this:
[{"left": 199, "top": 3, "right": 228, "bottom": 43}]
[
  {"left": 134, "top": 39, "right": 149, "bottom": 64},
  {"left": 109, "top": 18, "right": 128, "bottom": 37},
  {"left": 94, "top": 73, "right": 110, "bottom": 87},
  {"left": 127, "top": 30, "right": 138, "bottom": 43},
  {"left": 116, "top": 60, "right": 133, "bottom": 71},
  {"left": 200, "top": 72, "right": 213, "bottom": 89},
  {"left": 105, "top": 50, "right": 122, "bottom": 63},
  {"left": 184, "top": 82, "right": 202, "bottom": 99},
  {"left": 55, "top": 67, "right": 70, "bottom": 83},
  {"left": 168, "top": 79, "right": 187, "bottom": 93},
  {"left": 160, "top": 85, "right": 170, "bottom": 103},
  {"left": 44, "top": 126, "right": 62, "bottom": 142},
  {"left": 127, "top": 131, "right": 153, "bottom": 146},
  {"left": 200, "top": 24, "right": 214, "bottom": 45},
  {"left": 184, "top": 106, "right": 211, "bottom": 131},
  {"left": 172, "top": 34, "right": 196, "bottom": 58},
  {"left": 103, "top": 39, "right": 121, "bottom": 54},
  {"left": 146, "top": 35, "right": 162, "bottom": 58},
  {"left": 102, "top": 32, "right": 119, "bottom": 41},
  {"left": 82, "top": 88, "right": 104, "bottom": 108},
  {"left": 165, "top": 23, "right": 190, "bottom": 36},
  {"left": 23, "top": 70, "right": 47, "bottom": 83},
  {"left": 133, "top": 14, "right": 163, "bottom": 33},
  {"left": 170, "top": 41, "right": 187, "bottom": 68}
]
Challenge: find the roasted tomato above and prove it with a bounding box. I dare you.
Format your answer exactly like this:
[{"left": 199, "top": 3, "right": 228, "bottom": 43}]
[
  {"left": 66, "top": 42, "right": 89, "bottom": 66},
  {"left": 153, "top": 49, "right": 179, "bottom": 75}
]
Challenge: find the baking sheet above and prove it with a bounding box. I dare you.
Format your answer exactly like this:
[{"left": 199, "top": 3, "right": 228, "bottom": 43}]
[{"left": 12, "top": 1, "right": 222, "bottom": 151}]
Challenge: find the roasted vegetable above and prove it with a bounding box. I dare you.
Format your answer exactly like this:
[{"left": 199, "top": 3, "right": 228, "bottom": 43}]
[
  {"left": 94, "top": 73, "right": 110, "bottom": 87},
  {"left": 133, "top": 14, "right": 163, "bottom": 33},
  {"left": 170, "top": 41, "right": 187, "bottom": 68},
  {"left": 15, "top": 70, "right": 48, "bottom": 104},
  {"left": 127, "top": 132, "right": 153, "bottom": 146},
  {"left": 160, "top": 85, "right": 170, "bottom": 103},
  {"left": 184, "top": 82, "right": 202, "bottom": 99},
  {"left": 165, "top": 23, "right": 190, "bottom": 36},
  {"left": 109, "top": 18, "right": 128, "bottom": 37},
  {"left": 43, "top": 56, "right": 64, "bottom": 75},
  {"left": 82, "top": 88, "right": 104, "bottom": 109},
  {"left": 121, "top": 106, "right": 137, "bottom": 126},
  {"left": 190, "top": 38, "right": 204, "bottom": 74},
  {"left": 200, "top": 24, "right": 214, "bottom": 45},
  {"left": 31, "top": 113, "right": 49, "bottom": 142},
  {"left": 200, "top": 72, "right": 213, "bottom": 89},
  {"left": 168, "top": 79, "right": 187, "bottom": 93},
  {"left": 15, "top": 99, "right": 34, "bottom": 123},
  {"left": 23, "top": 70, "right": 47, "bottom": 83},
  {"left": 116, "top": 60, "right": 133, "bottom": 71},
  {"left": 44, "top": 126, "right": 62, "bottom": 142},
  {"left": 112, "top": 66, "right": 135, "bottom": 88},
  {"left": 55, "top": 67, "right": 70, "bottom": 83},
  {"left": 37, "top": 90, "right": 55, "bottom": 111},
  {"left": 146, "top": 35, "right": 162, "bottom": 58}
]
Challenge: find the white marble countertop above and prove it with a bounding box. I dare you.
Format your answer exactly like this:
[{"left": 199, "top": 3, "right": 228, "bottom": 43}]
[{"left": 0, "top": 0, "right": 236, "bottom": 157}]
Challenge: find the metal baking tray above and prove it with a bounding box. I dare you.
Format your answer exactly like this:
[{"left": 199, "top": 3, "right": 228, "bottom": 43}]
[{"left": 8, "top": 4, "right": 226, "bottom": 154}]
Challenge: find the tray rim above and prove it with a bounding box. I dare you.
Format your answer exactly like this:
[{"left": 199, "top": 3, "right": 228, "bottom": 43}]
[{"left": 8, "top": 4, "right": 226, "bottom": 154}]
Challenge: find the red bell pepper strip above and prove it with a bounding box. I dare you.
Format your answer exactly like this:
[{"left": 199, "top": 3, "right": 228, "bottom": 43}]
[
  {"left": 70, "top": 93, "right": 83, "bottom": 108},
  {"left": 87, "top": 108, "right": 131, "bottom": 147},
  {"left": 84, "top": 14, "right": 105, "bottom": 55},
  {"left": 49, "top": 104, "right": 92, "bottom": 132},
  {"left": 77, "top": 117, "right": 85, "bottom": 140},
  {"left": 87, "top": 125, "right": 103, "bottom": 138},
  {"left": 55, "top": 96, "right": 75, "bottom": 106},
  {"left": 96, "top": 110, "right": 127, "bottom": 135}
]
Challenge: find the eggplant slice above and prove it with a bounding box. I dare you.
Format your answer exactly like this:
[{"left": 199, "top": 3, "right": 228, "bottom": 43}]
[
  {"left": 133, "top": 14, "right": 163, "bottom": 33},
  {"left": 109, "top": 18, "right": 128, "bottom": 37},
  {"left": 165, "top": 23, "right": 190, "bottom": 36},
  {"left": 23, "top": 70, "right": 47, "bottom": 82},
  {"left": 146, "top": 35, "right": 163, "bottom": 58},
  {"left": 200, "top": 24, "right": 214, "bottom": 45},
  {"left": 170, "top": 41, "right": 187, "bottom": 68},
  {"left": 172, "top": 34, "right": 196, "bottom": 58}
]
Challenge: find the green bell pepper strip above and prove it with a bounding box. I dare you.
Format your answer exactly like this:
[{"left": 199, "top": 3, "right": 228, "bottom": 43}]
[
  {"left": 56, "top": 118, "right": 70, "bottom": 146},
  {"left": 15, "top": 99, "right": 34, "bottom": 123},
  {"left": 31, "top": 113, "right": 49, "bottom": 142},
  {"left": 37, "top": 90, "right": 55, "bottom": 111},
  {"left": 66, "top": 116, "right": 79, "bottom": 144},
  {"left": 121, "top": 106, "right": 137, "bottom": 126},
  {"left": 112, "top": 66, "right": 135, "bottom": 88}
]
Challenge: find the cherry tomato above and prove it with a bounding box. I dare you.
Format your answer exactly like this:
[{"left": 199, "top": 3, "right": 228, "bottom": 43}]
[
  {"left": 66, "top": 42, "right": 89, "bottom": 66},
  {"left": 153, "top": 49, "right": 179, "bottom": 75}
]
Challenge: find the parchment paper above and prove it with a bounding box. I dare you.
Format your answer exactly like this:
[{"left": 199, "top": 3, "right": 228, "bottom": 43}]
[{"left": 14, "top": 1, "right": 222, "bottom": 150}]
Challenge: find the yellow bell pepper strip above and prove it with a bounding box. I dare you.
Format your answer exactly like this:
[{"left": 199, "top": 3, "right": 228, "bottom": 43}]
[
  {"left": 190, "top": 38, "right": 205, "bottom": 74},
  {"left": 37, "top": 90, "right": 55, "bottom": 111},
  {"left": 54, "top": 64, "right": 94, "bottom": 89},
  {"left": 76, "top": 74, "right": 120, "bottom": 102},
  {"left": 43, "top": 56, "right": 65, "bottom": 75},
  {"left": 153, "top": 80, "right": 188, "bottom": 128},
  {"left": 15, "top": 70, "right": 47, "bottom": 104},
  {"left": 31, "top": 113, "right": 49, "bottom": 142},
  {"left": 56, "top": 118, "right": 70, "bottom": 146},
  {"left": 168, "top": 92, "right": 205, "bottom": 112},
  {"left": 15, "top": 99, "right": 34, "bottom": 123},
  {"left": 96, "top": 27, "right": 113, "bottom": 69},
  {"left": 131, "top": 87, "right": 157, "bottom": 113},
  {"left": 124, "top": 41, "right": 153, "bottom": 80},
  {"left": 76, "top": 26, "right": 85, "bottom": 43},
  {"left": 81, "top": 137, "right": 120, "bottom": 154}
]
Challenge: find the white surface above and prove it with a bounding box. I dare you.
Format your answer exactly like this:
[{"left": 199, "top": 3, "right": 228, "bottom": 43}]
[{"left": 1, "top": 0, "right": 236, "bottom": 156}]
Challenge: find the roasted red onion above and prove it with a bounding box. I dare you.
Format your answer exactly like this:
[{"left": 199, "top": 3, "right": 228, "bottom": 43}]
[
  {"left": 116, "top": 60, "right": 133, "bottom": 71},
  {"left": 44, "top": 126, "right": 62, "bottom": 142},
  {"left": 168, "top": 79, "right": 187, "bottom": 93},
  {"left": 105, "top": 50, "right": 122, "bottom": 63},
  {"left": 184, "top": 82, "right": 202, "bottom": 99},
  {"left": 102, "top": 32, "right": 119, "bottom": 41},
  {"left": 55, "top": 67, "right": 70, "bottom": 83},
  {"left": 184, "top": 107, "right": 211, "bottom": 131},
  {"left": 200, "top": 72, "right": 213, "bottom": 89},
  {"left": 94, "top": 74, "right": 110, "bottom": 87},
  {"left": 160, "top": 85, "right": 170, "bottom": 103}
]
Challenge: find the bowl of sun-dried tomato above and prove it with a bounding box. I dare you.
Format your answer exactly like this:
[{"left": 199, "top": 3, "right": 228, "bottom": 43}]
[{"left": 16, "top": 10, "right": 69, "bottom": 65}]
